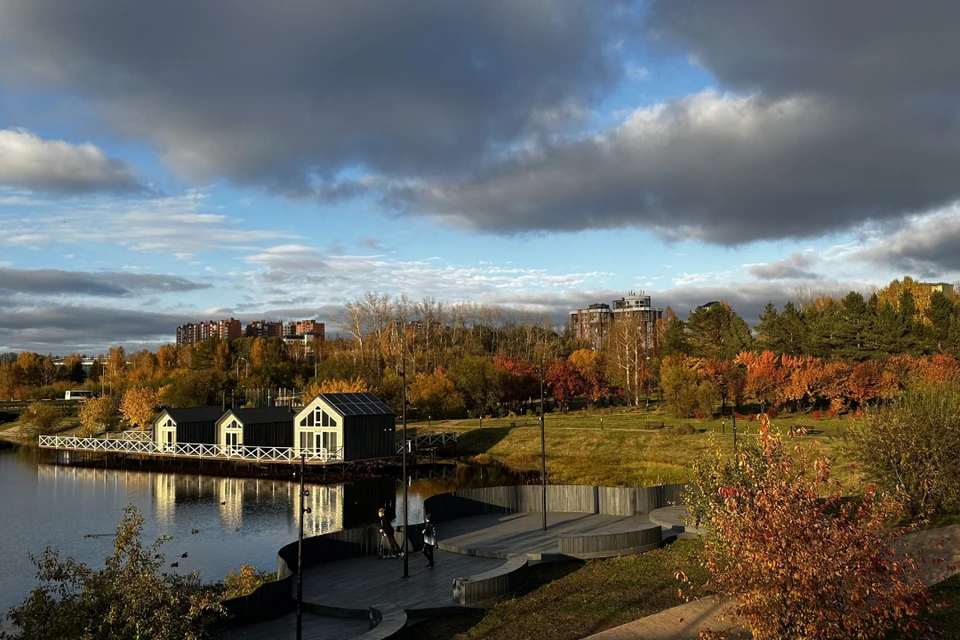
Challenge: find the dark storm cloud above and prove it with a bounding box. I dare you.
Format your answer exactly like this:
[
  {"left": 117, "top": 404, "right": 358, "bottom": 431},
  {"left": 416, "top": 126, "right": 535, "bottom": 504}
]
[
  {"left": 0, "top": 0, "right": 631, "bottom": 194},
  {"left": 0, "top": 268, "right": 211, "bottom": 296},
  {"left": 853, "top": 212, "right": 960, "bottom": 279},
  {"left": 392, "top": 92, "right": 960, "bottom": 243},
  {"left": 644, "top": 0, "right": 960, "bottom": 101},
  {"left": 0, "top": 301, "right": 190, "bottom": 352},
  {"left": 749, "top": 253, "right": 822, "bottom": 281},
  {"left": 384, "top": 1, "right": 960, "bottom": 244}
]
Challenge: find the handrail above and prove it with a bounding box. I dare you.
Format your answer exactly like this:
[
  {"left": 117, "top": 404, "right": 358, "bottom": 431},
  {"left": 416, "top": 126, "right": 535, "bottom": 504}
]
[
  {"left": 38, "top": 435, "right": 344, "bottom": 462},
  {"left": 396, "top": 431, "right": 457, "bottom": 454}
]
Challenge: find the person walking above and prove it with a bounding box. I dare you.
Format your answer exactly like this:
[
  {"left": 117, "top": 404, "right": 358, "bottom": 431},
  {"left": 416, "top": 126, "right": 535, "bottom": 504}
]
[
  {"left": 378, "top": 507, "right": 402, "bottom": 558},
  {"left": 422, "top": 513, "right": 436, "bottom": 569}
]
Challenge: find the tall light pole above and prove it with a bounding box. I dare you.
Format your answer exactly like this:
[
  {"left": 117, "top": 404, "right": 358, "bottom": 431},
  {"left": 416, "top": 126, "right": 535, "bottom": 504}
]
[
  {"left": 400, "top": 362, "right": 409, "bottom": 579},
  {"left": 540, "top": 357, "right": 547, "bottom": 532},
  {"left": 296, "top": 454, "right": 310, "bottom": 640}
]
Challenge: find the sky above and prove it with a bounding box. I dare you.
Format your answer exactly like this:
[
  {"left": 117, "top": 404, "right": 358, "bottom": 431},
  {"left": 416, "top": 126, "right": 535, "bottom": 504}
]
[{"left": 2, "top": 0, "right": 959, "bottom": 355}]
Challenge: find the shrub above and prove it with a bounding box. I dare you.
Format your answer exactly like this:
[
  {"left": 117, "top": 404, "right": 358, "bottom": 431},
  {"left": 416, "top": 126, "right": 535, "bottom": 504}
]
[
  {"left": 18, "top": 401, "right": 62, "bottom": 437},
  {"left": 4, "top": 505, "right": 223, "bottom": 639},
  {"left": 812, "top": 410, "right": 821, "bottom": 420},
  {"left": 765, "top": 406, "right": 778, "bottom": 418},
  {"left": 221, "top": 564, "right": 275, "bottom": 600},
  {"left": 846, "top": 382, "right": 960, "bottom": 516},
  {"left": 693, "top": 429, "right": 928, "bottom": 639}
]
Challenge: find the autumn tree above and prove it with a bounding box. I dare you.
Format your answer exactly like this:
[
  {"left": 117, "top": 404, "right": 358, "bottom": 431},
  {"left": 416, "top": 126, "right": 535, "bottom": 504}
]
[
  {"left": 695, "top": 428, "right": 928, "bottom": 639},
  {"left": 78, "top": 396, "right": 121, "bottom": 436},
  {"left": 567, "top": 349, "right": 608, "bottom": 403},
  {"left": 407, "top": 369, "right": 462, "bottom": 419},
  {"left": 545, "top": 358, "right": 582, "bottom": 412},
  {"left": 120, "top": 387, "right": 162, "bottom": 430},
  {"left": 301, "top": 376, "right": 368, "bottom": 403}
]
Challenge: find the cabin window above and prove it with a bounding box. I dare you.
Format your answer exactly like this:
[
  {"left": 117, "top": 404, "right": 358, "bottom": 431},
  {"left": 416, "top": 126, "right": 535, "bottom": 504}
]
[
  {"left": 299, "top": 431, "right": 315, "bottom": 450},
  {"left": 226, "top": 432, "right": 239, "bottom": 447},
  {"left": 306, "top": 412, "right": 315, "bottom": 427}
]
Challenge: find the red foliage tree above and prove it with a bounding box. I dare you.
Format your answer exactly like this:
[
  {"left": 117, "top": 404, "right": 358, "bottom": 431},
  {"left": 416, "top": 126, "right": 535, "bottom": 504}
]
[
  {"left": 697, "top": 428, "right": 928, "bottom": 639},
  {"left": 545, "top": 358, "right": 582, "bottom": 412}
]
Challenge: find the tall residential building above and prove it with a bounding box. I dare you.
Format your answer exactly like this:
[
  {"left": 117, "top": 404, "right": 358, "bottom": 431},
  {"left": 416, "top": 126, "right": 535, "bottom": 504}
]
[
  {"left": 245, "top": 320, "right": 283, "bottom": 338},
  {"left": 569, "top": 304, "right": 613, "bottom": 349},
  {"left": 570, "top": 291, "right": 663, "bottom": 350},
  {"left": 175, "top": 318, "right": 241, "bottom": 346}
]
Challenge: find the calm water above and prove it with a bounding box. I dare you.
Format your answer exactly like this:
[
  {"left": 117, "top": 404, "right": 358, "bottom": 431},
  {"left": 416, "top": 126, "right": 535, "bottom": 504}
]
[{"left": 0, "top": 446, "right": 533, "bottom": 621}]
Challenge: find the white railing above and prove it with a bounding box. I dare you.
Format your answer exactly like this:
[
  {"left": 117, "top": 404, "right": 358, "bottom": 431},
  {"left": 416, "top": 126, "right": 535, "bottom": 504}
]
[
  {"left": 38, "top": 435, "right": 343, "bottom": 462},
  {"left": 397, "top": 431, "right": 457, "bottom": 454}
]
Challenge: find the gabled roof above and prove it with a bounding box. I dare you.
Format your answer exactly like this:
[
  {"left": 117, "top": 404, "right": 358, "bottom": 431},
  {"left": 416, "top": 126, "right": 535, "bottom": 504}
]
[
  {"left": 319, "top": 392, "right": 394, "bottom": 417},
  {"left": 219, "top": 407, "right": 295, "bottom": 426},
  {"left": 158, "top": 407, "right": 226, "bottom": 424}
]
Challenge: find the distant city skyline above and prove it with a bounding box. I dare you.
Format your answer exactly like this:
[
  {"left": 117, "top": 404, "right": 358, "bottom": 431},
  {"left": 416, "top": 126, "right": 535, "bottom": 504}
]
[{"left": 2, "top": 1, "right": 958, "bottom": 354}]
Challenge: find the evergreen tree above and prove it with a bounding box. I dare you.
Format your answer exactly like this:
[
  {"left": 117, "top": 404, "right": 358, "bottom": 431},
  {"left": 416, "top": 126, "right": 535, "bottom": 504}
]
[
  {"left": 925, "top": 290, "right": 955, "bottom": 351},
  {"left": 686, "top": 302, "right": 753, "bottom": 360},
  {"left": 802, "top": 299, "right": 843, "bottom": 358},
  {"left": 837, "top": 291, "right": 872, "bottom": 360}
]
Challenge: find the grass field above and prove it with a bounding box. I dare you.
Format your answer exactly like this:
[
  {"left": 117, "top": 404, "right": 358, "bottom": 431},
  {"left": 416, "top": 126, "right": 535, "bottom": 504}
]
[{"left": 427, "top": 408, "right": 860, "bottom": 488}]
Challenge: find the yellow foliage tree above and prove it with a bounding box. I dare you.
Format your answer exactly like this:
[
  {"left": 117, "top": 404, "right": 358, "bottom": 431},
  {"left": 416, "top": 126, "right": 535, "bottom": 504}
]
[
  {"left": 78, "top": 396, "right": 121, "bottom": 436},
  {"left": 301, "top": 377, "right": 368, "bottom": 403},
  {"left": 120, "top": 387, "right": 162, "bottom": 430},
  {"left": 407, "top": 370, "right": 462, "bottom": 419}
]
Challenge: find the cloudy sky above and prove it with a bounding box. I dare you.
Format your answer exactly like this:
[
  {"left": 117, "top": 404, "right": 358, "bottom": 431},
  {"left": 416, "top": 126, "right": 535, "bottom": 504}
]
[{"left": 2, "top": 0, "right": 958, "bottom": 354}]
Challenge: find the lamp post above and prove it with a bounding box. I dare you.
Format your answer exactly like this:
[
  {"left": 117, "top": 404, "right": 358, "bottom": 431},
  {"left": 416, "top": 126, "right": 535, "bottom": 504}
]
[
  {"left": 732, "top": 408, "right": 738, "bottom": 454},
  {"left": 296, "top": 453, "right": 311, "bottom": 640},
  {"left": 400, "top": 364, "right": 409, "bottom": 579},
  {"left": 539, "top": 358, "right": 547, "bottom": 532}
]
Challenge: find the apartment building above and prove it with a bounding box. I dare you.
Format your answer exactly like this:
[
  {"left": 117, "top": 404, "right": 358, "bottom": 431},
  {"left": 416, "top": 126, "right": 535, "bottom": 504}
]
[
  {"left": 570, "top": 291, "right": 662, "bottom": 350},
  {"left": 176, "top": 318, "right": 324, "bottom": 346}
]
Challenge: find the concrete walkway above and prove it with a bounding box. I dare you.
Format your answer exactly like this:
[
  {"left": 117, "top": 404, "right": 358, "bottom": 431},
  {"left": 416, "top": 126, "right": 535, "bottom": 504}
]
[{"left": 583, "top": 524, "right": 960, "bottom": 640}]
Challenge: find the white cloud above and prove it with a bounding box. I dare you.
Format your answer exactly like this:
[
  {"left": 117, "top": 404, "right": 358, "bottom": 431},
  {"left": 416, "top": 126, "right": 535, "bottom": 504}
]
[{"left": 0, "top": 129, "right": 144, "bottom": 193}]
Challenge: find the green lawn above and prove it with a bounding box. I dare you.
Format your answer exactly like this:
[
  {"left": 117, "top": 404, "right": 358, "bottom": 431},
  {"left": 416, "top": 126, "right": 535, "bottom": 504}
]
[{"left": 434, "top": 409, "right": 857, "bottom": 488}]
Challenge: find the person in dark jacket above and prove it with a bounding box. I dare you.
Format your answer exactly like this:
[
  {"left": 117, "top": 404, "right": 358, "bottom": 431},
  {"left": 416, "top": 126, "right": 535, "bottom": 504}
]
[
  {"left": 378, "top": 507, "right": 402, "bottom": 557},
  {"left": 421, "top": 513, "right": 436, "bottom": 568}
]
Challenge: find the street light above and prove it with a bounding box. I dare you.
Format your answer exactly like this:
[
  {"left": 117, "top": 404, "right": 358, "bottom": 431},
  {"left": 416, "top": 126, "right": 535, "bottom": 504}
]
[
  {"left": 539, "top": 357, "right": 547, "bottom": 532},
  {"left": 400, "top": 361, "right": 409, "bottom": 579},
  {"left": 295, "top": 454, "right": 311, "bottom": 640}
]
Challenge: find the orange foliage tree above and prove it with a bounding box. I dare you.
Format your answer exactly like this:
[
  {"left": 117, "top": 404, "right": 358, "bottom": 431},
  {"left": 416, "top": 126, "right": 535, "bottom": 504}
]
[{"left": 697, "top": 428, "right": 928, "bottom": 639}]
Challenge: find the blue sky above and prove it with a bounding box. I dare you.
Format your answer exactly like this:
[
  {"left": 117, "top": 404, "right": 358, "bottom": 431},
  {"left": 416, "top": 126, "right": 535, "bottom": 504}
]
[{"left": 1, "top": 1, "right": 958, "bottom": 354}]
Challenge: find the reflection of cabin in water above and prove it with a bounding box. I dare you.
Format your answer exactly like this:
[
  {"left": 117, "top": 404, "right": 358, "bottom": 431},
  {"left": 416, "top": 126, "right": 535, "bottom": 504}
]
[
  {"left": 153, "top": 407, "right": 225, "bottom": 449},
  {"left": 294, "top": 393, "right": 395, "bottom": 461},
  {"left": 215, "top": 407, "right": 295, "bottom": 449}
]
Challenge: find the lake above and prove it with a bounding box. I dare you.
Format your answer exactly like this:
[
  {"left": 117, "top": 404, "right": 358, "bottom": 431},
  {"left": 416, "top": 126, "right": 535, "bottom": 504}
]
[{"left": 0, "top": 445, "right": 534, "bottom": 623}]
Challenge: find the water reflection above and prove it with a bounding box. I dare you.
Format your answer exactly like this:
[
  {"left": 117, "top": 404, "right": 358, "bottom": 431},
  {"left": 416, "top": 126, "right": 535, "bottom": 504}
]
[{"left": 4, "top": 449, "right": 537, "bottom": 618}]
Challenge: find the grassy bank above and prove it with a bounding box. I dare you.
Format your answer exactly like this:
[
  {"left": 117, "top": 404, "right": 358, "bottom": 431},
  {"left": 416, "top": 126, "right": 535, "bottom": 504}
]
[
  {"left": 399, "top": 538, "right": 707, "bottom": 640},
  {"left": 434, "top": 409, "right": 857, "bottom": 487}
]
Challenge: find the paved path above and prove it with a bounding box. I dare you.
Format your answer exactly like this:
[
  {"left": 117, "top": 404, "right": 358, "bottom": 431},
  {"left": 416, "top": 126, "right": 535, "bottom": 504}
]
[
  {"left": 302, "top": 549, "right": 502, "bottom": 614},
  {"left": 222, "top": 611, "right": 371, "bottom": 640},
  {"left": 583, "top": 524, "right": 960, "bottom": 640}
]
